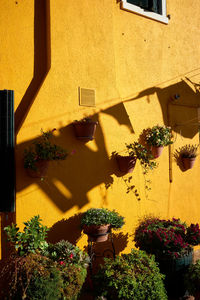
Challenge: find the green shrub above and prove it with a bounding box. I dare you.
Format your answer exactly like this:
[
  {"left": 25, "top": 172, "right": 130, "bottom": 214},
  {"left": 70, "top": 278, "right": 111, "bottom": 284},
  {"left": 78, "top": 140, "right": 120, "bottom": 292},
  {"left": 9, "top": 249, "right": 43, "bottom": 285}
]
[
  {"left": 184, "top": 259, "right": 200, "bottom": 296},
  {"left": 0, "top": 253, "right": 62, "bottom": 300},
  {"left": 44, "top": 240, "right": 89, "bottom": 299},
  {"left": 93, "top": 249, "right": 167, "bottom": 300}
]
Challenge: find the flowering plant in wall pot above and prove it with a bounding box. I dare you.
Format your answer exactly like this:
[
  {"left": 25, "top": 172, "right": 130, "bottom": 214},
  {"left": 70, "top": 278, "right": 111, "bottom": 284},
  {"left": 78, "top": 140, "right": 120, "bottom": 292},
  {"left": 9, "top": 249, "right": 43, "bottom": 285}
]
[
  {"left": 145, "top": 125, "right": 173, "bottom": 158},
  {"left": 24, "top": 129, "right": 67, "bottom": 179},
  {"left": 178, "top": 144, "right": 199, "bottom": 170},
  {"left": 72, "top": 117, "right": 98, "bottom": 141},
  {"left": 81, "top": 208, "right": 125, "bottom": 242}
]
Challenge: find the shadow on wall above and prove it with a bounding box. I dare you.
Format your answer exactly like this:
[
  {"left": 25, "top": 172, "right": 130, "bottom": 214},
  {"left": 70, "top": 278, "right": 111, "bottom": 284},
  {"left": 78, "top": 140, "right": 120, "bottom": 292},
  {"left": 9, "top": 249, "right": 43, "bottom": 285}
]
[
  {"left": 125, "top": 78, "right": 200, "bottom": 139},
  {"left": 16, "top": 104, "right": 134, "bottom": 212},
  {"left": 15, "top": 0, "right": 51, "bottom": 134},
  {"left": 47, "top": 213, "right": 83, "bottom": 245},
  {"left": 16, "top": 79, "right": 200, "bottom": 214}
]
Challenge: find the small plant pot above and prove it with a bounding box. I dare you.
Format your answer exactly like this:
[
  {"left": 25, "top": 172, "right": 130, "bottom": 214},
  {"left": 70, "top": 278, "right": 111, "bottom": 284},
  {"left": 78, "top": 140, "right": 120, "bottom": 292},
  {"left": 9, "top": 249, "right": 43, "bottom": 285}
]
[
  {"left": 73, "top": 121, "right": 97, "bottom": 141},
  {"left": 26, "top": 160, "right": 49, "bottom": 178},
  {"left": 182, "top": 157, "right": 196, "bottom": 170},
  {"left": 116, "top": 155, "right": 137, "bottom": 174},
  {"left": 83, "top": 224, "right": 111, "bottom": 242},
  {"left": 151, "top": 146, "right": 164, "bottom": 158}
]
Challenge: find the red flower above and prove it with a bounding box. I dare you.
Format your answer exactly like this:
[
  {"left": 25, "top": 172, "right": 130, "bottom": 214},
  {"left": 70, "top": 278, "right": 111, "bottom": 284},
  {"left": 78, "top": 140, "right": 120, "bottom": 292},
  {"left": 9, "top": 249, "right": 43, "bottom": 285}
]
[{"left": 70, "top": 253, "right": 74, "bottom": 259}]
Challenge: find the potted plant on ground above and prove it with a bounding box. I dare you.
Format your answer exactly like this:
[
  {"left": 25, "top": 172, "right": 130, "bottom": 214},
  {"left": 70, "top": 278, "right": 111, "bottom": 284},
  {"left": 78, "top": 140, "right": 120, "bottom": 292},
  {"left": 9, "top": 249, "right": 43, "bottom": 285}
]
[
  {"left": 184, "top": 259, "right": 200, "bottom": 300},
  {"left": 145, "top": 125, "right": 173, "bottom": 158},
  {"left": 24, "top": 129, "right": 67, "bottom": 179},
  {"left": 178, "top": 144, "right": 199, "bottom": 170},
  {"left": 93, "top": 249, "right": 167, "bottom": 299},
  {"left": 81, "top": 208, "right": 125, "bottom": 242},
  {"left": 72, "top": 117, "right": 98, "bottom": 141},
  {"left": 133, "top": 216, "right": 200, "bottom": 297}
]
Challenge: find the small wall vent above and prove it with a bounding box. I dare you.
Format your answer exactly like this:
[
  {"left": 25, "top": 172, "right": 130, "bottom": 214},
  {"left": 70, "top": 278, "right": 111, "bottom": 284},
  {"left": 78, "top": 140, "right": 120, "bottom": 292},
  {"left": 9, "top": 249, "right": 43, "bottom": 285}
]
[{"left": 79, "top": 87, "right": 96, "bottom": 107}]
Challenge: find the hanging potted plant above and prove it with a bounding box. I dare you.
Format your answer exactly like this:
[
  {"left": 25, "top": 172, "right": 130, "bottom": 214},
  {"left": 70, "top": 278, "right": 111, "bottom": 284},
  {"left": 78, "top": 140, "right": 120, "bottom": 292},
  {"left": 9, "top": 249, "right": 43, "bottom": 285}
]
[
  {"left": 145, "top": 125, "right": 173, "bottom": 158},
  {"left": 81, "top": 208, "right": 125, "bottom": 242},
  {"left": 24, "top": 129, "right": 67, "bottom": 179},
  {"left": 72, "top": 117, "right": 98, "bottom": 141},
  {"left": 178, "top": 144, "right": 199, "bottom": 170},
  {"left": 116, "top": 142, "right": 157, "bottom": 174},
  {"left": 115, "top": 146, "right": 137, "bottom": 174}
]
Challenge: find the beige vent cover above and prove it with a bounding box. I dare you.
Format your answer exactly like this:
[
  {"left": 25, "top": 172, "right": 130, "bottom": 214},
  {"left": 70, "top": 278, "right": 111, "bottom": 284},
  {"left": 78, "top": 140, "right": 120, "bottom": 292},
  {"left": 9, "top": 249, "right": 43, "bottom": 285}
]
[{"left": 79, "top": 87, "right": 95, "bottom": 107}]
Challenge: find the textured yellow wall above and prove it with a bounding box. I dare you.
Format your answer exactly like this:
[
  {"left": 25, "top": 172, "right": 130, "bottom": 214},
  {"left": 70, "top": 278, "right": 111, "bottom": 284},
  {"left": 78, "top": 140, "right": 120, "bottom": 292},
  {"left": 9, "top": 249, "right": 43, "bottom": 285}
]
[{"left": 1, "top": 0, "right": 200, "bottom": 257}]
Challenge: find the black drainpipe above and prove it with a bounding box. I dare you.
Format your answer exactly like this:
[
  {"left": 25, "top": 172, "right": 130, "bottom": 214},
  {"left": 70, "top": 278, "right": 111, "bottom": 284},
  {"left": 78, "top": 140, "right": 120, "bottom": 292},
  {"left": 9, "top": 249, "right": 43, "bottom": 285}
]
[{"left": 0, "top": 90, "right": 15, "bottom": 212}]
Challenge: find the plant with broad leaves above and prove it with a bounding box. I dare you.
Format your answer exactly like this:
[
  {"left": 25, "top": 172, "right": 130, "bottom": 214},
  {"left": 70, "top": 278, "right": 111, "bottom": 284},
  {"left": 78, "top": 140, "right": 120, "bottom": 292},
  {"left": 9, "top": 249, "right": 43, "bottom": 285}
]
[{"left": 4, "top": 215, "right": 49, "bottom": 256}]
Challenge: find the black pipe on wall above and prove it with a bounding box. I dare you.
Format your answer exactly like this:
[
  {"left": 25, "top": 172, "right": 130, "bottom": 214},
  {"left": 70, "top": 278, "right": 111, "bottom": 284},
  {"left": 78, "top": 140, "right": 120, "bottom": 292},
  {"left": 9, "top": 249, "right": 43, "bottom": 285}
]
[{"left": 0, "top": 90, "right": 15, "bottom": 212}]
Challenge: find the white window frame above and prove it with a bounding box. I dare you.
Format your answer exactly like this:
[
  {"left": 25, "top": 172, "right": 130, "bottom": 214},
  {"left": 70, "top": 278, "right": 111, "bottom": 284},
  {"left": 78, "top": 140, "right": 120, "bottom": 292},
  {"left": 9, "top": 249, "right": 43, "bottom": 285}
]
[{"left": 121, "top": 0, "right": 169, "bottom": 24}]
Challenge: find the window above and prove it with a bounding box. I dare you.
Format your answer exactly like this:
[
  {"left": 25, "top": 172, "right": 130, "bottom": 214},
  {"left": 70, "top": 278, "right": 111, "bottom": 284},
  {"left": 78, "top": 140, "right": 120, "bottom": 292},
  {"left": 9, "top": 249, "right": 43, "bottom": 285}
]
[{"left": 121, "top": 0, "right": 168, "bottom": 24}]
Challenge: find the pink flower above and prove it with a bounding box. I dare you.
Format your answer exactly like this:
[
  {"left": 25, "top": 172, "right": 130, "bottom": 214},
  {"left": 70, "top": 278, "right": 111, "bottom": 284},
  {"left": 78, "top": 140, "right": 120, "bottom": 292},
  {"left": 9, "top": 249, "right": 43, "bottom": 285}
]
[
  {"left": 59, "top": 260, "right": 65, "bottom": 265},
  {"left": 70, "top": 253, "right": 74, "bottom": 259},
  {"left": 70, "top": 149, "right": 76, "bottom": 155}
]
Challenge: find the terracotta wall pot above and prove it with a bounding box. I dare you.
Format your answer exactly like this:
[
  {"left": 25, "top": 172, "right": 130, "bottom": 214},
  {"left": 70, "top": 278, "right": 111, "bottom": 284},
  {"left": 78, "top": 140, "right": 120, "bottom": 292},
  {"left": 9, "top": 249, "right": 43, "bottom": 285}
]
[
  {"left": 151, "top": 146, "right": 164, "bottom": 158},
  {"left": 182, "top": 157, "right": 196, "bottom": 170},
  {"left": 116, "top": 155, "right": 137, "bottom": 174},
  {"left": 26, "top": 160, "right": 49, "bottom": 178},
  {"left": 73, "top": 121, "right": 97, "bottom": 141},
  {"left": 83, "top": 224, "right": 111, "bottom": 242}
]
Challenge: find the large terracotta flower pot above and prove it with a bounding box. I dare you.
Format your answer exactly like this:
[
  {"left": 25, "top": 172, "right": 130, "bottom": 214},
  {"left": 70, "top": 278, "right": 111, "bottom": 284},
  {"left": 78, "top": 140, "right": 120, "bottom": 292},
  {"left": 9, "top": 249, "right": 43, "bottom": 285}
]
[
  {"left": 182, "top": 157, "right": 196, "bottom": 170},
  {"left": 73, "top": 121, "right": 97, "bottom": 141},
  {"left": 83, "top": 224, "right": 111, "bottom": 242},
  {"left": 151, "top": 146, "right": 164, "bottom": 158},
  {"left": 116, "top": 155, "right": 137, "bottom": 174},
  {"left": 26, "top": 160, "right": 49, "bottom": 178}
]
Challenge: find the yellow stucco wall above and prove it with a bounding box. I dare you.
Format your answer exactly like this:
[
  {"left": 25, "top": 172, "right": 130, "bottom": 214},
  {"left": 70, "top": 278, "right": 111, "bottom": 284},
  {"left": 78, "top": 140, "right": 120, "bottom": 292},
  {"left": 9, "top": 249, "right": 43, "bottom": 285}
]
[{"left": 1, "top": 0, "right": 200, "bottom": 257}]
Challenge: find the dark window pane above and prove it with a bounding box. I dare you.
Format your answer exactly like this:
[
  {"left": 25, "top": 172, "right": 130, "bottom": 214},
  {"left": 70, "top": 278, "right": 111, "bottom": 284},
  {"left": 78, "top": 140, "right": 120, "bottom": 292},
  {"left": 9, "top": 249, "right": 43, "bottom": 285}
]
[{"left": 127, "top": 0, "right": 162, "bottom": 15}]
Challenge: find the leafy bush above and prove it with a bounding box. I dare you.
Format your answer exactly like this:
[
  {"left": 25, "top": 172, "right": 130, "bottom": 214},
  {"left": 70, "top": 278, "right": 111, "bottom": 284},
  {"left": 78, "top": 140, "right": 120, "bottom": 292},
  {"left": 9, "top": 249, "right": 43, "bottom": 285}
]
[
  {"left": 184, "top": 259, "right": 200, "bottom": 296},
  {"left": 45, "top": 239, "right": 89, "bottom": 268},
  {"left": 3, "top": 218, "right": 89, "bottom": 300},
  {"left": 80, "top": 208, "right": 125, "bottom": 229},
  {"left": 134, "top": 216, "right": 200, "bottom": 259},
  {"left": 44, "top": 240, "right": 89, "bottom": 300},
  {"left": 4, "top": 215, "right": 49, "bottom": 256},
  {"left": 0, "top": 253, "right": 62, "bottom": 300},
  {"left": 93, "top": 249, "right": 167, "bottom": 300}
]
